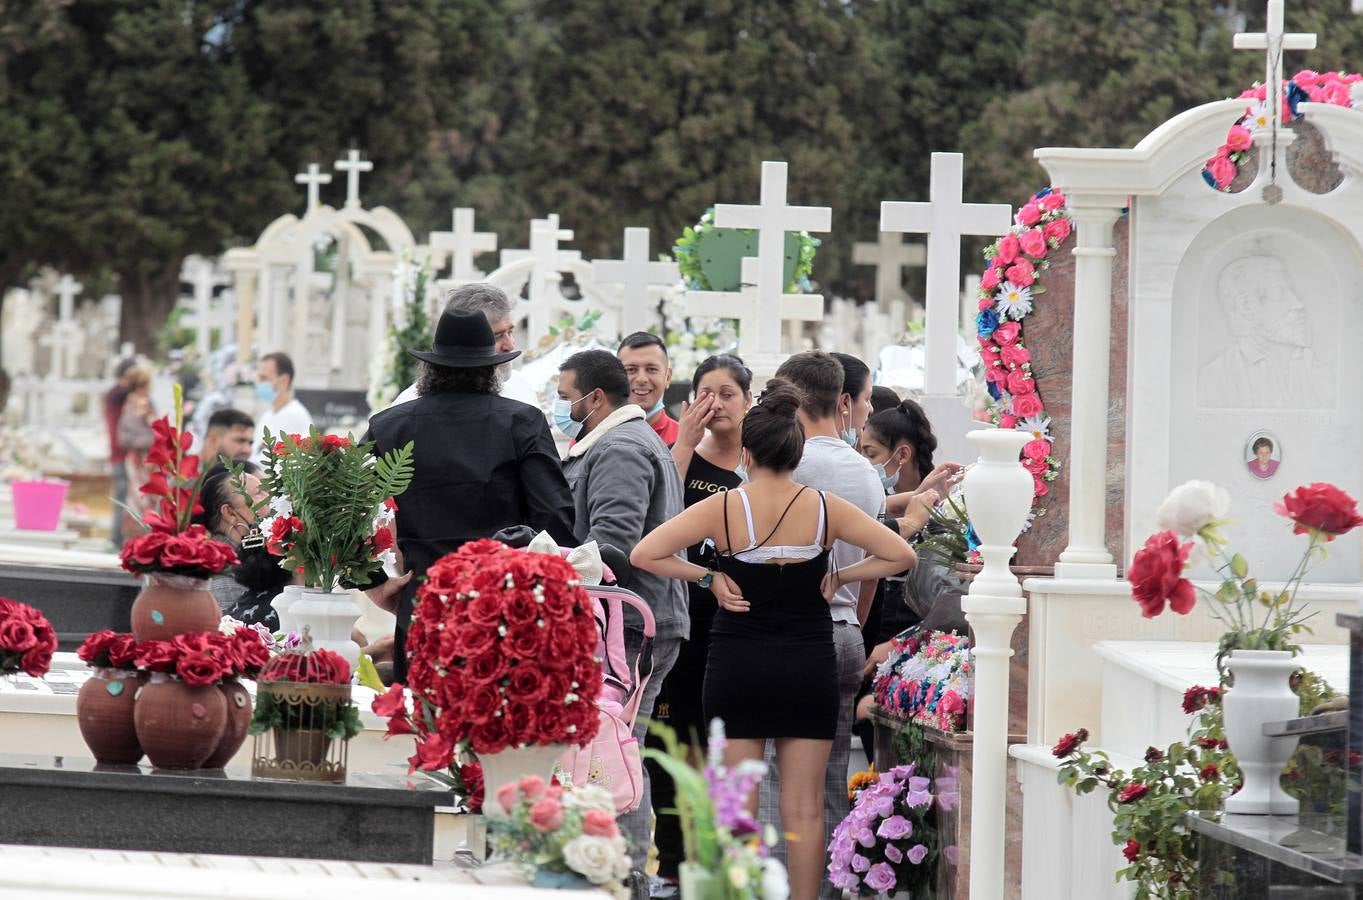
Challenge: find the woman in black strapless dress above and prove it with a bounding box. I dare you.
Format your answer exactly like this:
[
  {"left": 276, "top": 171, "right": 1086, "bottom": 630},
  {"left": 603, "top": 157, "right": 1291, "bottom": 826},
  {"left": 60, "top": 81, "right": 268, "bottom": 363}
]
[{"left": 632, "top": 383, "right": 916, "bottom": 900}]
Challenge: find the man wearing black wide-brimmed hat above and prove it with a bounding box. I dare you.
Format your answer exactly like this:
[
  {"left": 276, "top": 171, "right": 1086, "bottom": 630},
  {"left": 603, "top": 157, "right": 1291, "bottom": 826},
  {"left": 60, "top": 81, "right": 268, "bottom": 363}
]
[{"left": 363, "top": 295, "right": 577, "bottom": 681}]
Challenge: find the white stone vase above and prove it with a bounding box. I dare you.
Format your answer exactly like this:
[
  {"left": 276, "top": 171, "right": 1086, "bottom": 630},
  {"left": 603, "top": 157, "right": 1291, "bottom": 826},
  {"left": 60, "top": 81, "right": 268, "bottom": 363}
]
[
  {"left": 960, "top": 428, "right": 1034, "bottom": 597},
  {"left": 271, "top": 584, "right": 305, "bottom": 634},
  {"left": 1222, "top": 649, "right": 1300, "bottom": 816},
  {"left": 288, "top": 587, "right": 363, "bottom": 671},
  {"left": 478, "top": 743, "right": 569, "bottom": 821}
]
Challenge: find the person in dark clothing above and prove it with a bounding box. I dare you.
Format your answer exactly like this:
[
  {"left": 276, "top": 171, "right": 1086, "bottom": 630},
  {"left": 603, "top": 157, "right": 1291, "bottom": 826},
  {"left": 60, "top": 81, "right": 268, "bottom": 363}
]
[
  {"left": 104, "top": 358, "right": 136, "bottom": 548},
  {"left": 191, "top": 462, "right": 292, "bottom": 628},
  {"left": 362, "top": 302, "right": 577, "bottom": 681}
]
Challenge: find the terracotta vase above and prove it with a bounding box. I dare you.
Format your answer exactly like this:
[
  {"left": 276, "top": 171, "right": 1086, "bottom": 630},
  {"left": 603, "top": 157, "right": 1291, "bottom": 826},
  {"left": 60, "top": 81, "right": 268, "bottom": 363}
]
[
  {"left": 131, "top": 573, "right": 221, "bottom": 642},
  {"left": 274, "top": 727, "right": 332, "bottom": 767},
  {"left": 76, "top": 668, "right": 146, "bottom": 764},
  {"left": 201, "top": 679, "right": 253, "bottom": 769},
  {"left": 133, "top": 673, "right": 228, "bottom": 769}
]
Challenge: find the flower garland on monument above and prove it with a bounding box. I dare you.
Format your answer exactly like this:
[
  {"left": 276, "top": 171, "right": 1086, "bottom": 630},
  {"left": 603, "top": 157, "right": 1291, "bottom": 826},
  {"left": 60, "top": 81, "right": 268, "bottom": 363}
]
[
  {"left": 974, "top": 187, "right": 1070, "bottom": 511},
  {"left": 1202, "top": 69, "right": 1363, "bottom": 191}
]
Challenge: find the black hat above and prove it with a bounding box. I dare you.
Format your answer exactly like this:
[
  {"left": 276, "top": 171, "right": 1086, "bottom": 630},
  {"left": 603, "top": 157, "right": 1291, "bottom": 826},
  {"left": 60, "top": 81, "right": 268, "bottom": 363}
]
[{"left": 408, "top": 308, "right": 521, "bottom": 369}]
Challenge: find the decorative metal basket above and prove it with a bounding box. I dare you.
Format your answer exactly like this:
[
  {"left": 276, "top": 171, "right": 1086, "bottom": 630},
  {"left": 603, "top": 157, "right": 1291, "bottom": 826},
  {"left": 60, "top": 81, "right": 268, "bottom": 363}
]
[{"left": 250, "top": 680, "right": 351, "bottom": 783}]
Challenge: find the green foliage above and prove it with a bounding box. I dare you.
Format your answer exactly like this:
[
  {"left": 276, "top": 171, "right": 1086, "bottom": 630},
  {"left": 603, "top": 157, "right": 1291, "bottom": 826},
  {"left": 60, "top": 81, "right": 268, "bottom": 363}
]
[
  {"left": 915, "top": 494, "right": 972, "bottom": 571},
  {"left": 156, "top": 307, "right": 197, "bottom": 358},
  {"left": 248, "top": 688, "right": 363, "bottom": 740},
  {"left": 642, "top": 720, "right": 720, "bottom": 871},
  {"left": 376, "top": 259, "right": 433, "bottom": 407}
]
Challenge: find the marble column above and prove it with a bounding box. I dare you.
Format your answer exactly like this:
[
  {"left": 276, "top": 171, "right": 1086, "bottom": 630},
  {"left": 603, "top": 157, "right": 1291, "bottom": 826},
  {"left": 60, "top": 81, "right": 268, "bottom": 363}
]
[{"left": 1054, "top": 199, "right": 1124, "bottom": 581}]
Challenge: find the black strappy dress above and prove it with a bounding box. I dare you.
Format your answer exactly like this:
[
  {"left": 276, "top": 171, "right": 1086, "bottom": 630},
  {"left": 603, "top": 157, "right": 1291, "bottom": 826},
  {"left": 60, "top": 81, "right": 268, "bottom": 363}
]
[{"left": 702, "top": 489, "right": 839, "bottom": 740}]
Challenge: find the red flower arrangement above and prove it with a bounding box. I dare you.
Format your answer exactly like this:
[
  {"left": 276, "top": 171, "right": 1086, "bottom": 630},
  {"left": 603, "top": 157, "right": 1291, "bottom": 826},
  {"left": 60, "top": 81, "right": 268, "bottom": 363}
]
[
  {"left": 76, "top": 630, "right": 140, "bottom": 670},
  {"left": 377, "top": 539, "right": 601, "bottom": 765},
  {"left": 0, "top": 597, "right": 58, "bottom": 677},
  {"left": 119, "top": 402, "right": 238, "bottom": 579},
  {"left": 1275, "top": 483, "right": 1363, "bottom": 542},
  {"left": 257, "top": 646, "right": 351, "bottom": 685},
  {"left": 1128, "top": 531, "right": 1196, "bottom": 619},
  {"left": 133, "top": 629, "right": 271, "bottom": 687}
]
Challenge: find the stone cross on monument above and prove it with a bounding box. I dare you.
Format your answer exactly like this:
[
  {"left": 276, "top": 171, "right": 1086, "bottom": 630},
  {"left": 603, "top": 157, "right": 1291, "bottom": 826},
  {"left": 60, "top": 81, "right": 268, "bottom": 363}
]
[
  {"left": 592, "top": 227, "right": 679, "bottom": 336},
  {"left": 294, "top": 163, "right": 332, "bottom": 214},
  {"left": 429, "top": 208, "right": 498, "bottom": 286},
  {"left": 40, "top": 274, "right": 84, "bottom": 379},
  {"left": 685, "top": 257, "right": 823, "bottom": 364},
  {"left": 1234, "top": 0, "right": 1317, "bottom": 124},
  {"left": 702, "top": 160, "right": 831, "bottom": 378},
  {"left": 881, "top": 152, "right": 1011, "bottom": 397},
  {"left": 852, "top": 231, "right": 925, "bottom": 309},
  {"left": 500, "top": 215, "right": 583, "bottom": 341},
  {"left": 334, "top": 149, "right": 373, "bottom": 210}
]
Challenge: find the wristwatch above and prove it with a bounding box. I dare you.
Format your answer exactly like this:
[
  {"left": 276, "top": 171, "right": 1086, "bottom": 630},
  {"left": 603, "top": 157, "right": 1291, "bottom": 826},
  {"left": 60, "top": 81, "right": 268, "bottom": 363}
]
[{"left": 696, "top": 570, "right": 715, "bottom": 589}]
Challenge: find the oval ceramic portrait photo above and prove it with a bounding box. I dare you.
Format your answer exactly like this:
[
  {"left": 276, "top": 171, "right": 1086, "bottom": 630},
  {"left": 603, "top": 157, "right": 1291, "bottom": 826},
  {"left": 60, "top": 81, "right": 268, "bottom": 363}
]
[{"left": 1245, "top": 431, "right": 1281, "bottom": 480}]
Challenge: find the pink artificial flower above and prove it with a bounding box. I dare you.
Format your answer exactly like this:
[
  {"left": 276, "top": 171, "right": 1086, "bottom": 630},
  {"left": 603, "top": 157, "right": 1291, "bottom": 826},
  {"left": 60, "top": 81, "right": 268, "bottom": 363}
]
[
  {"left": 1039, "top": 192, "right": 1066, "bottom": 213},
  {"left": 1012, "top": 394, "right": 1044, "bottom": 418},
  {"left": 1000, "top": 344, "right": 1031, "bottom": 369},
  {"left": 1005, "top": 258, "right": 1036, "bottom": 287},
  {"left": 1207, "top": 154, "right": 1237, "bottom": 189},
  {"left": 497, "top": 782, "right": 519, "bottom": 813},
  {"left": 1225, "top": 125, "right": 1252, "bottom": 152},
  {"left": 999, "top": 414, "right": 1018, "bottom": 428},
  {"left": 1294, "top": 69, "right": 1322, "bottom": 87},
  {"left": 992, "top": 321, "right": 1021, "bottom": 346},
  {"left": 980, "top": 265, "right": 1001, "bottom": 292},
  {"left": 1043, "top": 218, "right": 1071, "bottom": 244},
  {"left": 996, "top": 233, "right": 1020, "bottom": 265},
  {"left": 1006, "top": 370, "right": 1036, "bottom": 395},
  {"left": 1017, "top": 203, "right": 1042, "bottom": 227},
  {"left": 1323, "top": 83, "right": 1352, "bottom": 106},
  {"left": 1019, "top": 228, "right": 1047, "bottom": 259}
]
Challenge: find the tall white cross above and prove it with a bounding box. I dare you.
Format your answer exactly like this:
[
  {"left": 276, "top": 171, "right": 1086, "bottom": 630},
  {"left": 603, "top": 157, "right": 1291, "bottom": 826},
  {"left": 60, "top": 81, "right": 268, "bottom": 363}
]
[
  {"left": 881, "top": 152, "right": 1010, "bottom": 397},
  {"left": 54, "top": 274, "right": 83, "bottom": 323},
  {"left": 711, "top": 160, "right": 831, "bottom": 362},
  {"left": 500, "top": 215, "right": 583, "bottom": 341},
  {"left": 685, "top": 257, "right": 823, "bottom": 360},
  {"left": 294, "top": 163, "right": 332, "bottom": 213},
  {"left": 592, "top": 227, "right": 679, "bottom": 336},
  {"left": 852, "top": 232, "right": 926, "bottom": 309},
  {"left": 41, "top": 275, "right": 84, "bottom": 378},
  {"left": 430, "top": 208, "right": 498, "bottom": 285},
  {"left": 1234, "top": 1, "right": 1316, "bottom": 116},
  {"left": 334, "top": 149, "right": 373, "bottom": 209}
]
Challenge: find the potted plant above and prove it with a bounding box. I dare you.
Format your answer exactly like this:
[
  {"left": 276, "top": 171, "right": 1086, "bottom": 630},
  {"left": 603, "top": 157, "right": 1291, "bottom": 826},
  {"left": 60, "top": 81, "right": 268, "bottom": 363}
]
[
  {"left": 75, "top": 630, "right": 143, "bottom": 763},
  {"left": 249, "top": 640, "right": 360, "bottom": 782},
  {"left": 249, "top": 428, "right": 412, "bottom": 666},
  {"left": 0, "top": 597, "right": 57, "bottom": 679},
  {"left": 370, "top": 539, "right": 603, "bottom": 817},
  {"left": 0, "top": 426, "right": 67, "bottom": 532},
  {"left": 487, "top": 777, "right": 631, "bottom": 894},
  {"left": 118, "top": 389, "right": 238, "bottom": 641},
  {"left": 1127, "top": 480, "right": 1362, "bottom": 815},
  {"left": 130, "top": 629, "right": 270, "bottom": 769},
  {"left": 827, "top": 762, "right": 941, "bottom": 898}
]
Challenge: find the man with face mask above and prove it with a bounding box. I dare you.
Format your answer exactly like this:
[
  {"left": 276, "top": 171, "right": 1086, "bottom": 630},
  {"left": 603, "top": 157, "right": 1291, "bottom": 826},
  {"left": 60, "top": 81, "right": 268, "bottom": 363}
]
[
  {"left": 389, "top": 284, "right": 537, "bottom": 409},
  {"left": 556, "top": 349, "right": 686, "bottom": 880},
  {"left": 250, "top": 352, "right": 313, "bottom": 463}
]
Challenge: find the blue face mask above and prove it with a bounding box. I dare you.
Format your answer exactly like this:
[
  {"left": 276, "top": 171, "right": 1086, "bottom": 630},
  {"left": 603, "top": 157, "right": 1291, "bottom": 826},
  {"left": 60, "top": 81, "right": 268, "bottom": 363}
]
[
  {"left": 873, "top": 461, "right": 898, "bottom": 494},
  {"left": 841, "top": 427, "right": 858, "bottom": 449},
  {"left": 255, "top": 381, "right": 277, "bottom": 404},
  {"left": 646, "top": 398, "right": 665, "bottom": 417},
  {"left": 553, "top": 396, "right": 586, "bottom": 440},
  {"left": 734, "top": 453, "right": 750, "bottom": 484}
]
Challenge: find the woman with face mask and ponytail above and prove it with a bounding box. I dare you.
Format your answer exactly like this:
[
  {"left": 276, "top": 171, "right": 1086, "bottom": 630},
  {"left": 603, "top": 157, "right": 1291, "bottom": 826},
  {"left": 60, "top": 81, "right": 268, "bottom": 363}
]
[{"left": 192, "top": 463, "right": 293, "bottom": 627}]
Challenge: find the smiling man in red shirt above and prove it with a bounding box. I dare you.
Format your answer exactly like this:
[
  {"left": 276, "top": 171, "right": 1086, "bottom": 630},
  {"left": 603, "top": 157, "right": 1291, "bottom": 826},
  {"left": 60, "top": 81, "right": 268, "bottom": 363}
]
[{"left": 618, "top": 332, "right": 679, "bottom": 447}]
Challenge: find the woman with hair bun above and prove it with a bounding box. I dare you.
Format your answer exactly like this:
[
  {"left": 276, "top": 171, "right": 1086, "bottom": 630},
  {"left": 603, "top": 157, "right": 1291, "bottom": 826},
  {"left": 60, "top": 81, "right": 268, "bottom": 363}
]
[{"left": 632, "top": 381, "right": 915, "bottom": 900}]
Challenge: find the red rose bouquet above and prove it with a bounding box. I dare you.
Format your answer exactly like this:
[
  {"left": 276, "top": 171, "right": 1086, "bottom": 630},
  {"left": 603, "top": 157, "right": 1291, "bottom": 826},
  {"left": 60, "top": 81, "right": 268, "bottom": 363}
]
[
  {"left": 253, "top": 428, "right": 411, "bottom": 590},
  {"left": 76, "top": 630, "right": 140, "bottom": 670},
  {"left": 119, "top": 387, "right": 238, "bottom": 579},
  {"left": 133, "top": 629, "right": 271, "bottom": 687},
  {"left": 373, "top": 540, "right": 601, "bottom": 777},
  {"left": 1130, "top": 479, "right": 1363, "bottom": 654},
  {"left": 0, "top": 597, "right": 58, "bottom": 677}
]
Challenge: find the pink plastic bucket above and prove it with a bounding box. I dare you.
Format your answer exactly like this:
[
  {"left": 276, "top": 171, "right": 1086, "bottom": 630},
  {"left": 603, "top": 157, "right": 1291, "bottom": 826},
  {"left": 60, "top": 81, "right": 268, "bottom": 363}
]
[{"left": 11, "top": 479, "right": 69, "bottom": 531}]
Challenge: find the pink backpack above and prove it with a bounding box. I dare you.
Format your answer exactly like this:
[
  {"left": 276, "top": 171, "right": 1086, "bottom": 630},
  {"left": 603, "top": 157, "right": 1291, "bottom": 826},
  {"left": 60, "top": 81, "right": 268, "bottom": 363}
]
[{"left": 555, "top": 583, "right": 656, "bottom": 814}]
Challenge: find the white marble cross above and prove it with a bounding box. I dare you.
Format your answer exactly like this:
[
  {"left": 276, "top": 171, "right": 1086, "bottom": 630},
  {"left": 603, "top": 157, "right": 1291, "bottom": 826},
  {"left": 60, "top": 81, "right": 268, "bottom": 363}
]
[
  {"left": 500, "top": 215, "right": 583, "bottom": 341},
  {"left": 40, "top": 275, "right": 84, "bottom": 379},
  {"left": 710, "top": 160, "right": 831, "bottom": 365},
  {"left": 54, "top": 274, "right": 82, "bottom": 323},
  {"left": 429, "top": 208, "right": 498, "bottom": 285},
  {"left": 685, "top": 257, "right": 823, "bottom": 363},
  {"left": 591, "top": 227, "right": 679, "bottom": 336},
  {"left": 1234, "top": 0, "right": 1316, "bottom": 118},
  {"left": 853, "top": 232, "right": 925, "bottom": 308},
  {"left": 295, "top": 163, "right": 332, "bottom": 213},
  {"left": 180, "top": 257, "right": 231, "bottom": 357},
  {"left": 334, "top": 149, "right": 373, "bottom": 209},
  {"left": 881, "top": 152, "right": 1010, "bottom": 397}
]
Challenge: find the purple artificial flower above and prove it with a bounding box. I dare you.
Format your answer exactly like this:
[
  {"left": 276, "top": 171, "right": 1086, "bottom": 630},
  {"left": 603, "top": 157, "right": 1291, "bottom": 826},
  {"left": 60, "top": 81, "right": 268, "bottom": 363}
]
[
  {"left": 876, "top": 815, "right": 914, "bottom": 841},
  {"left": 908, "top": 776, "right": 930, "bottom": 793},
  {"left": 884, "top": 843, "right": 904, "bottom": 864},
  {"left": 889, "top": 763, "right": 916, "bottom": 780},
  {"left": 865, "top": 862, "right": 897, "bottom": 894},
  {"left": 905, "top": 789, "right": 934, "bottom": 809},
  {"left": 907, "top": 844, "right": 929, "bottom": 865},
  {"left": 864, "top": 791, "right": 895, "bottom": 817},
  {"left": 851, "top": 854, "right": 871, "bottom": 874},
  {"left": 855, "top": 826, "right": 877, "bottom": 849}
]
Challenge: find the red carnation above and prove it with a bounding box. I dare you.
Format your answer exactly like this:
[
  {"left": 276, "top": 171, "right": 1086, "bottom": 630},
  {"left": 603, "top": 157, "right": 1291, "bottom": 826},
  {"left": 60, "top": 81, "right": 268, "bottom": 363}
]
[
  {"left": 372, "top": 527, "right": 395, "bottom": 553},
  {"left": 1199, "top": 763, "right": 1220, "bottom": 782},
  {"left": 1275, "top": 483, "right": 1363, "bottom": 542},
  {"left": 1128, "top": 531, "right": 1196, "bottom": 618},
  {"left": 1051, "top": 728, "right": 1089, "bottom": 758},
  {"left": 1122, "top": 840, "right": 1140, "bottom": 863},
  {"left": 1117, "top": 782, "right": 1149, "bottom": 804}
]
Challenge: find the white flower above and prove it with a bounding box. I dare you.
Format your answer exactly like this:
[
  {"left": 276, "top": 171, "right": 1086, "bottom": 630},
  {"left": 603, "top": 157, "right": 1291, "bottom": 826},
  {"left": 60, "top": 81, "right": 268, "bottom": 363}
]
[
  {"left": 1155, "top": 480, "right": 1230, "bottom": 538},
  {"left": 562, "top": 835, "right": 624, "bottom": 886},
  {"left": 994, "top": 282, "right": 1034, "bottom": 319},
  {"left": 1017, "top": 415, "right": 1052, "bottom": 441},
  {"left": 728, "top": 864, "right": 750, "bottom": 890},
  {"left": 218, "top": 616, "right": 243, "bottom": 635},
  {"left": 1246, "top": 102, "right": 1271, "bottom": 132},
  {"left": 564, "top": 783, "right": 616, "bottom": 816},
  {"left": 761, "top": 858, "right": 791, "bottom": 900},
  {"left": 270, "top": 495, "right": 293, "bottom": 519}
]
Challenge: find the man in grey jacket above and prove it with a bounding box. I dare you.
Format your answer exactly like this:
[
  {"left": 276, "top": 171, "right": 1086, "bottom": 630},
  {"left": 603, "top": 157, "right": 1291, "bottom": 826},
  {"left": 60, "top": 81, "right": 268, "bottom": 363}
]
[{"left": 556, "top": 349, "right": 687, "bottom": 878}]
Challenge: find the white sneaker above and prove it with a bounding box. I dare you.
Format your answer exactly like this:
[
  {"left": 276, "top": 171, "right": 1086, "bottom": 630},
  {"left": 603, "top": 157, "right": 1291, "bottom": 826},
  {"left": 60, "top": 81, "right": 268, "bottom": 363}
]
[{"left": 647, "top": 874, "right": 679, "bottom": 899}]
